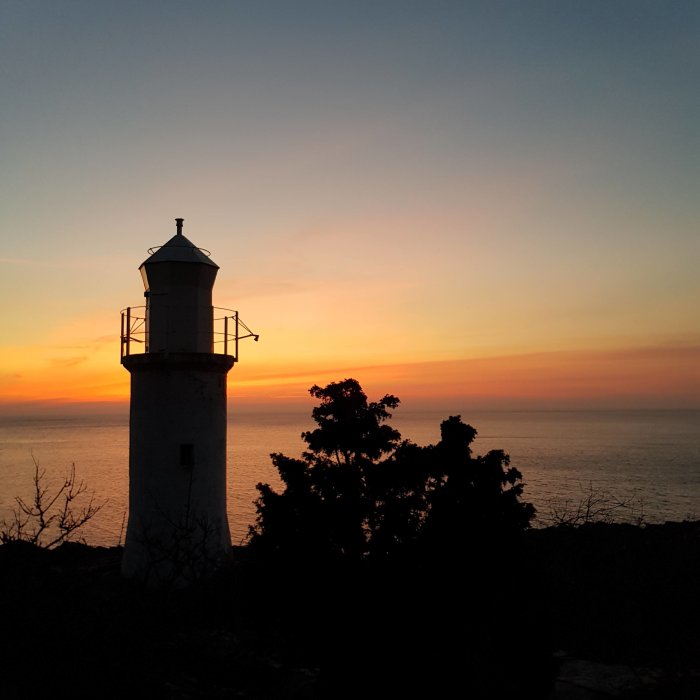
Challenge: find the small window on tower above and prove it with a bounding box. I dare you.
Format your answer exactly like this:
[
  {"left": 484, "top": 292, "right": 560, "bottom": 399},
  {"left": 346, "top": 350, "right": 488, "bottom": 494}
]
[{"left": 180, "top": 443, "right": 194, "bottom": 468}]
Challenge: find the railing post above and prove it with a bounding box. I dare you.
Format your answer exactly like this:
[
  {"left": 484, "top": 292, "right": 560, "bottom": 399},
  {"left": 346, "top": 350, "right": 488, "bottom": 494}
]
[
  {"left": 126, "top": 307, "right": 131, "bottom": 357},
  {"left": 235, "top": 312, "right": 239, "bottom": 362},
  {"left": 120, "top": 311, "right": 125, "bottom": 359},
  {"left": 224, "top": 315, "right": 228, "bottom": 356}
]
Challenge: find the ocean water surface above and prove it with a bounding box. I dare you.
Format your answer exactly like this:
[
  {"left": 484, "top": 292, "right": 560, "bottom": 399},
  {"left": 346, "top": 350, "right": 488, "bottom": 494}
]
[{"left": 0, "top": 409, "right": 698, "bottom": 547}]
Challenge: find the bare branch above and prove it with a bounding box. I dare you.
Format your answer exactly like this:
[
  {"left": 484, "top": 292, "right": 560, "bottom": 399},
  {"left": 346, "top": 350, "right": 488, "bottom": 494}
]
[
  {"left": 541, "top": 481, "right": 646, "bottom": 528},
  {"left": 0, "top": 459, "right": 106, "bottom": 549}
]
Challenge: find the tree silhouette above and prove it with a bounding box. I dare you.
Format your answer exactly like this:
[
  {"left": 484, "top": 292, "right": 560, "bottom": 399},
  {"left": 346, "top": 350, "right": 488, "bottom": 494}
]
[
  {"left": 302, "top": 380, "right": 400, "bottom": 463},
  {"left": 249, "top": 379, "right": 535, "bottom": 566},
  {"left": 420, "top": 415, "right": 535, "bottom": 556},
  {"left": 249, "top": 379, "right": 400, "bottom": 562}
]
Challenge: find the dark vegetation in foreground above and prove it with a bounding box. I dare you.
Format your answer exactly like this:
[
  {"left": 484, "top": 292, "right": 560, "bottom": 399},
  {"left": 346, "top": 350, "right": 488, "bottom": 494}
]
[
  {"left": 2, "top": 523, "right": 699, "bottom": 699},
  {"left": 1, "top": 380, "right": 698, "bottom": 698}
]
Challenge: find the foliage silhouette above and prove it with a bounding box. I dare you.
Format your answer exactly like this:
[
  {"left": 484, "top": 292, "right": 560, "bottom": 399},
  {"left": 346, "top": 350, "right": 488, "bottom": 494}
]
[
  {"left": 249, "top": 379, "right": 400, "bottom": 562},
  {"left": 249, "top": 378, "right": 535, "bottom": 565}
]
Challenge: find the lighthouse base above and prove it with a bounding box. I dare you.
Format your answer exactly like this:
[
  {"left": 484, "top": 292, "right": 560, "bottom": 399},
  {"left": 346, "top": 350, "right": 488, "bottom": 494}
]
[{"left": 121, "top": 514, "right": 232, "bottom": 586}]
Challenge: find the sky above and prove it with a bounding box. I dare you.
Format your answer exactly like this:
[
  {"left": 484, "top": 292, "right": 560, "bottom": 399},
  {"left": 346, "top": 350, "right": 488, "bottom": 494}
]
[{"left": 1, "top": 0, "right": 698, "bottom": 413}]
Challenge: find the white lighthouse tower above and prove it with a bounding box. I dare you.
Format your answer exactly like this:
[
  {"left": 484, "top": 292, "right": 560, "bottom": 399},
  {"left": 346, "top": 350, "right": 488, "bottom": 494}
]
[{"left": 120, "top": 218, "right": 256, "bottom": 584}]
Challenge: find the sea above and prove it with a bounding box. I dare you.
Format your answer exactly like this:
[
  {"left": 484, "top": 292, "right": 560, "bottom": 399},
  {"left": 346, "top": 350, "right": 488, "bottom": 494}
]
[{"left": 0, "top": 409, "right": 698, "bottom": 547}]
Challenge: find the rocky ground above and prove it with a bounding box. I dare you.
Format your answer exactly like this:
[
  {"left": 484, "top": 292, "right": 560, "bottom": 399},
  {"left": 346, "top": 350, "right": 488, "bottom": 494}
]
[{"left": 0, "top": 521, "right": 698, "bottom": 698}]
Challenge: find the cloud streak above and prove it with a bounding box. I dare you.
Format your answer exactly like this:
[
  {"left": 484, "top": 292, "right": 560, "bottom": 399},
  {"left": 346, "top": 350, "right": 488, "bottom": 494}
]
[{"left": 232, "top": 344, "right": 700, "bottom": 409}]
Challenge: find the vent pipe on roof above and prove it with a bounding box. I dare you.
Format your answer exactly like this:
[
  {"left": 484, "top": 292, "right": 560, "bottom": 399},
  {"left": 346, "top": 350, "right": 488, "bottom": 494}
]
[{"left": 175, "top": 218, "right": 184, "bottom": 236}]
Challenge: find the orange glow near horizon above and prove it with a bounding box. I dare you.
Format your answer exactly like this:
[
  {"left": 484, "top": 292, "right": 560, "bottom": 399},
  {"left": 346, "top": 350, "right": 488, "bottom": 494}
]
[
  {"left": 4, "top": 342, "right": 697, "bottom": 414},
  {"left": 228, "top": 344, "right": 700, "bottom": 409}
]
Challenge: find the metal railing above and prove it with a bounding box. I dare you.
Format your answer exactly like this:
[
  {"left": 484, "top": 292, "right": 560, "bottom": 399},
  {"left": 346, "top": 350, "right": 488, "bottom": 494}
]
[
  {"left": 120, "top": 306, "right": 258, "bottom": 361},
  {"left": 121, "top": 306, "right": 147, "bottom": 358},
  {"left": 213, "top": 308, "right": 259, "bottom": 360}
]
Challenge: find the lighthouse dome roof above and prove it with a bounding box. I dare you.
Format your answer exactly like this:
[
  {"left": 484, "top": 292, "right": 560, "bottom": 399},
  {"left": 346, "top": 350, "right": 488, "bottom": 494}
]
[{"left": 141, "top": 226, "right": 219, "bottom": 269}]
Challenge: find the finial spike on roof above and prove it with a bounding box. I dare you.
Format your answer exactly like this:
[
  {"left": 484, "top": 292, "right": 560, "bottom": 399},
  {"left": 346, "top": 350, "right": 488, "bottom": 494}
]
[{"left": 175, "top": 218, "right": 184, "bottom": 235}]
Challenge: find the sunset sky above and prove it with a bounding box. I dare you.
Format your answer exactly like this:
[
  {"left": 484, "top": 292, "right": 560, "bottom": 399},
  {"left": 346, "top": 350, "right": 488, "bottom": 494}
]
[{"left": 1, "top": 1, "right": 698, "bottom": 413}]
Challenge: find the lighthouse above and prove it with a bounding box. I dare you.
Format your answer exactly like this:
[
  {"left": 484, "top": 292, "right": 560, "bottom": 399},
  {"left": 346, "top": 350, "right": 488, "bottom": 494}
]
[{"left": 120, "top": 218, "right": 257, "bottom": 584}]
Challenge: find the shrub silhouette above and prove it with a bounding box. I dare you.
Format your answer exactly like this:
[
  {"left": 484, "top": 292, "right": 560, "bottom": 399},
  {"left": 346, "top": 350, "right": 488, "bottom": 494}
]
[
  {"left": 249, "top": 378, "right": 535, "bottom": 564},
  {"left": 249, "top": 379, "right": 399, "bottom": 562}
]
